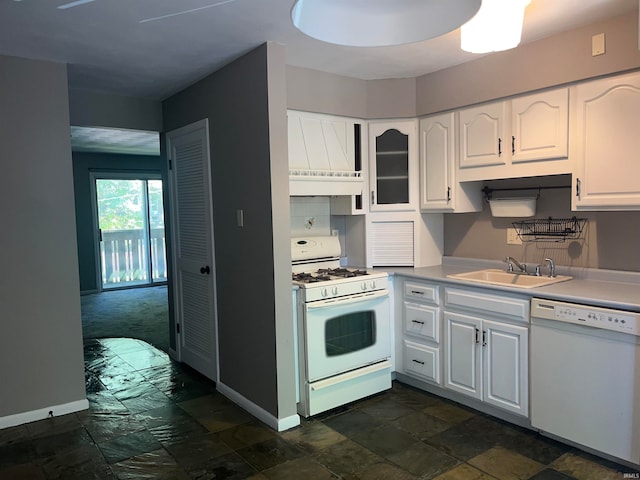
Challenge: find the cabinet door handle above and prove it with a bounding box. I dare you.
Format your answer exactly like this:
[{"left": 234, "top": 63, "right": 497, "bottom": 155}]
[
  {"left": 447, "top": 186, "right": 451, "bottom": 202},
  {"left": 371, "top": 190, "right": 375, "bottom": 205},
  {"left": 498, "top": 137, "right": 502, "bottom": 156},
  {"left": 412, "top": 359, "right": 425, "bottom": 365},
  {"left": 475, "top": 327, "right": 480, "bottom": 344},
  {"left": 576, "top": 178, "right": 581, "bottom": 198},
  {"left": 411, "top": 319, "right": 425, "bottom": 325},
  {"left": 482, "top": 330, "right": 487, "bottom": 347},
  {"left": 512, "top": 135, "right": 515, "bottom": 154}
]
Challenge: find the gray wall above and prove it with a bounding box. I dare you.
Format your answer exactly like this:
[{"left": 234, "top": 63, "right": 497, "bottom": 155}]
[
  {"left": 0, "top": 55, "right": 86, "bottom": 418},
  {"left": 163, "top": 43, "right": 294, "bottom": 419},
  {"left": 287, "top": 13, "right": 640, "bottom": 119},
  {"left": 416, "top": 12, "right": 640, "bottom": 114},
  {"left": 72, "top": 152, "right": 164, "bottom": 293},
  {"left": 69, "top": 89, "right": 163, "bottom": 131},
  {"left": 444, "top": 176, "right": 640, "bottom": 272}
]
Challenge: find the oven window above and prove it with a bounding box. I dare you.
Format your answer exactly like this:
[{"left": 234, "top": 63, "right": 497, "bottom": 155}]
[{"left": 325, "top": 311, "right": 376, "bottom": 356}]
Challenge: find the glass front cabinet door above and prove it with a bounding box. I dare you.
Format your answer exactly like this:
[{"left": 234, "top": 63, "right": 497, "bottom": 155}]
[{"left": 369, "top": 120, "right": 418, "bottom": 211}]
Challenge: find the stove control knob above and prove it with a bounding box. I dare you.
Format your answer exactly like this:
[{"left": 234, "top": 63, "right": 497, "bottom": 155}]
[
  {"left": 361, "top": 282, "right": 367, "bottom": 291},
  {"left": 332, "top": 287, "right": 338, "bottom": 296},
  {"left": 321, "top": 288, "right": 328, "bottom": 297},
  {"left": 370, "top": 280, "right": 376, "bottom": 289}
]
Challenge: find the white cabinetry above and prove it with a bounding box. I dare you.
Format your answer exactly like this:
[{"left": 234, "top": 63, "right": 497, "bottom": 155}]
[
  {"left": 571, "top": 71, "right": 640, "bottom": 210},
  {"left": 443, "top": 287, "right": 529, "bottom": 417},
  {"left": 368, "top": 120, "right": 418, "bottom": 211},
  {"left": 419, "top": 113, "right": 482, "bottom": 213},
  {"left": 459, "top": 102, "right": 508, "bottom": 170},
  {"left": 511, "top": 89, "right": 569, "bottom": 163},
  {"left": 288, "top": 110, "right": 364, "bottom": 196},
  {"left": 401, "top": 280, "right": 442, "bottom": 385},
  {"left": 457, "top": 88, "right": 570, "bottom": 182}
]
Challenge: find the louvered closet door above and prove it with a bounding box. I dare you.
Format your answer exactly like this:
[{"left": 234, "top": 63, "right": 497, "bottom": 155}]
[{"left": 166, "top": 119, "right": 217, "bottom": 381}]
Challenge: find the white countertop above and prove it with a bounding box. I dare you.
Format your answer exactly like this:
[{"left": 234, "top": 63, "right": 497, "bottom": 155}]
[{"left": 386, "top": 257, "right": 640, "bottom": 312}]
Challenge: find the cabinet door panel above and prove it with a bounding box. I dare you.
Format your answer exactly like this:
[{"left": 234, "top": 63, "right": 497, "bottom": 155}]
[
  {"left": 573, "top": 72, "right": 640, "bottom": 209},
  {"left": 420, "top": 114, "right": 453, "bottom": 210},
  {"left": 483, "top": 320, "right": 528, "bottom": 416},
  {"left": 511, "top": 89, "right": 568, "bottom": 163},
  {"left": 444, "top": 312, "right": 482, "bottom": 400},
  {"left": 459, "top": 103, "right": 507, "bottom": 169},
  {"left": 369, "top": 120, "right": 418, "bottom": 211}
]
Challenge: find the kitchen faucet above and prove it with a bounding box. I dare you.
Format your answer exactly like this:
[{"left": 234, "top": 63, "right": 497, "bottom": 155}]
[
  {"left": 535, "top": 257, "right": 556, "bottom": 277},
  {"left": 505, "top": 256, "right": 527, "bottom": 273}
]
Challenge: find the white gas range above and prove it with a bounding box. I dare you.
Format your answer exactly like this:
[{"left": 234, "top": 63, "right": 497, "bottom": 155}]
[{"left": 291, "top": 236, "right": 392, "bottom": 417}]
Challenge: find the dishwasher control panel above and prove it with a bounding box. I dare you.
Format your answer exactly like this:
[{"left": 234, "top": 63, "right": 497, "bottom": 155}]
[{"left": 531, "top": 298, "right": 640, "bottom": 336}]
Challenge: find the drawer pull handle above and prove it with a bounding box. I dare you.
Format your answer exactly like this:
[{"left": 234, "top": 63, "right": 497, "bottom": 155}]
[
  {"left": 411, "top": 320, "right": 425, "bottom": 325},
  {"left": 412, "top": 359, "right": 425, "bottom": 365},
  {"left": 410, "top": 290, "right": 424, "bottom": 295}
]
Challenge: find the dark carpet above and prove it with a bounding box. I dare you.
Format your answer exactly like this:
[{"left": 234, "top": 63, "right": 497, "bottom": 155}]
[{"left": 80, "top": 285, "right": 170, "bottom": 353}]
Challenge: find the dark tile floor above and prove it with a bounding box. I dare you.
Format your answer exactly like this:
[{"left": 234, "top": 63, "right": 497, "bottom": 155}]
[{"left": 1, "top": 338, "right": 637, "bottom": 479}]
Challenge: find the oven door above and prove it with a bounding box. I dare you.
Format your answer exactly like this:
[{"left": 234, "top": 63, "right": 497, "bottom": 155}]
[{"left": 303, "top": 289, "right": 390, "bottom": 382}]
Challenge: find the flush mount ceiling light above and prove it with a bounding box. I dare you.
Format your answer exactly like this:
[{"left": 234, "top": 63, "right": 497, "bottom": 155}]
[
  {"left": 461, "top": 0, "right": 531, "bottom": 53},
  {"left": 291, "top": 0, "right": 482, "bottom": 47}
]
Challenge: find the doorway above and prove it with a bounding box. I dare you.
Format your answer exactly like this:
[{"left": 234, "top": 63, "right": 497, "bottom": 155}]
[{"left": 91, "top": 173, "right": 167, "bottom": 291}]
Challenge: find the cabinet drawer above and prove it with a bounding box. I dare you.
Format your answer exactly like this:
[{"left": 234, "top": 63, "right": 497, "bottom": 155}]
[
  {"left": 404, "top": 302, "right": 439, "bottom": 342},
  {"left": 404, "top": 281, "right": 439, "bottom": 304},
  {"left": 445, "top": 287, "right": 528, "bottom": 322},
  {"left": 404, "top": 340, "right": 440, "bottom": 384}
]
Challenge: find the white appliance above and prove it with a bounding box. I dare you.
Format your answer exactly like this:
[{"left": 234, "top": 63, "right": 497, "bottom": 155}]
[
  {"left": 530, "top": 298, "right": 640, "bottom": 466},
  {"left": 292, "top": 236, "right": 391, "bottom": 417}
]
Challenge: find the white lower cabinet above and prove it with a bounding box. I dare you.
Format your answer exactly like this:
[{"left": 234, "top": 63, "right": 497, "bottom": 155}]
[
  {"left": 400, "top": 279, "right": 442, "bottom": 385},
  {"left": 443, "top": 287, "right": 529, "bottom": 417}
]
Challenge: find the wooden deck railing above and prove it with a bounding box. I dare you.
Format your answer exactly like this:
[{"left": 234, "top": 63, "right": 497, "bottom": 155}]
[{"left": 100, "top": 228, "right": 167, "bottom": 287}]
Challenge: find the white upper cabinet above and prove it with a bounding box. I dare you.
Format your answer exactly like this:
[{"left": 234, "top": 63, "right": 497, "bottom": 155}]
[
  {"left": 420, "top": 113, "right": 482, "bottom": 213},
  {"left": 572, "top": 71, "right": 640, "bottom": 210},
  {"left": 457, "top": 88, "right": 570, "bottom": 182},
  {"left": 511, "top": 89, "right": 568, "bottom": 163},
  {"left": 369, "top": 120, "right": 418, "bottom": 211},
  {"left": 459, "top": 102, "right": 508, "bottom": 170}
]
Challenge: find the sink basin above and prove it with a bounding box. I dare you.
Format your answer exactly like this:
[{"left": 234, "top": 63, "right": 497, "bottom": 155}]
[{"left": 447, "top": 269, "right": 572, "bottom": 289}]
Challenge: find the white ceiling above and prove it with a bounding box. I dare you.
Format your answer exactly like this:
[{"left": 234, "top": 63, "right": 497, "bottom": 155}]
[
  {"left": 1, "top": 0, "right": 637, "bottom": 101},
  {"left": 70, "top": 126, "right": 160, "bottom": 155}
]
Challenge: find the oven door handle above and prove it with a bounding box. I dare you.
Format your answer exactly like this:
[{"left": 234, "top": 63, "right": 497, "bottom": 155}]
[
  {"left": 305, "top": 289, "right": 389, "bottom": 309},
  {"left": 311, "top": 359, "right": 391, "bottom": 391}
]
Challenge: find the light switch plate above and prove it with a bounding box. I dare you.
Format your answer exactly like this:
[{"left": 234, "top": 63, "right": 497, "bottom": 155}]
[{"left": 592, "top": 33, "right": 605, "bottom": 56}]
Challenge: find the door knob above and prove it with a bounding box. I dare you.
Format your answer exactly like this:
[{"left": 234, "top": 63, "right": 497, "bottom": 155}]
[{"left": 200, "top": 266, "right": 210, "bottom": 275}]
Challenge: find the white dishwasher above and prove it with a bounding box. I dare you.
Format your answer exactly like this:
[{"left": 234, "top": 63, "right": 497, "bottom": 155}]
[{"left": 530, "top": 298, "right": 640, "bottom": 466}]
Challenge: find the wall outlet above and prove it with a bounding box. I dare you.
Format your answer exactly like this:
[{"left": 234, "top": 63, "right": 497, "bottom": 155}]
[{"left": 507, "top": 228, "right": 522, "bottom": 245}]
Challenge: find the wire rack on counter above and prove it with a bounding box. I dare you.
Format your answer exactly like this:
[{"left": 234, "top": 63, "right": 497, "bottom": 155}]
[{"left": 512, "top": 217, "right": 587, "bottom": 242}]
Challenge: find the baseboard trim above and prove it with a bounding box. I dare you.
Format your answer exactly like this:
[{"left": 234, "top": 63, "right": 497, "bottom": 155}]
[
  {"left": 217, "top": 382, "right": 300, "bottom": 432},
  {"left": 80, "top": 289, "right": 99, "bottom": 296},
  {"left": 0, "top": 399, "right": 89, "bottom": 430}
]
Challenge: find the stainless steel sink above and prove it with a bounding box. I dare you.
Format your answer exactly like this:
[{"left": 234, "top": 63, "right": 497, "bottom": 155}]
[{"left": 447, "top": 269, "right": 572, "bottom": 289}]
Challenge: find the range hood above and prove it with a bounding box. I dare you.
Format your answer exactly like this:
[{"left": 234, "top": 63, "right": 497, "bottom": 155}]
[{"left": 288, "top": 112, "right": 363, "bottom": 196}]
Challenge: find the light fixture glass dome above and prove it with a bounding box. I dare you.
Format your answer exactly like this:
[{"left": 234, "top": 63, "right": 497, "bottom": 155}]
[
  {"left": 291, "top": 0, "right": 482, "bottom": 47},
  {"left": 461, "top": 0, "right": 531, "bottom": 54}
]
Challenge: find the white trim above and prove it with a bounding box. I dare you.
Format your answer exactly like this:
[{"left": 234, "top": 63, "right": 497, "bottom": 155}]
[
  {"left": 0, "top": 399, "right": 89, "bottom": 430},
  {"left": 217, "top": 382, "right": 300, "bottom": 432}
]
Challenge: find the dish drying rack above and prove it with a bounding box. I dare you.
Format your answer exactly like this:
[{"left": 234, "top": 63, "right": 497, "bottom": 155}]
[{"left": 512, "top": 217, "right": 587, "bottom": 242}]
